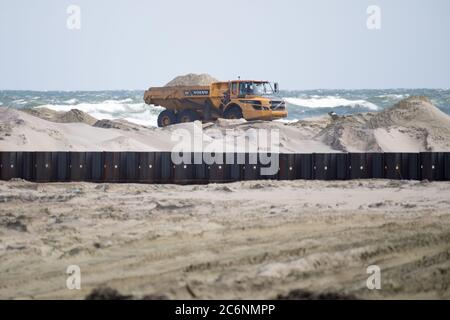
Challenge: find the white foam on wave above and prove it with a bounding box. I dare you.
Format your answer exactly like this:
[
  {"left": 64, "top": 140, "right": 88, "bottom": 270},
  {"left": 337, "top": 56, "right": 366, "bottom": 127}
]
[
  {"left": 284, "top": 97, "right": 379, "bottom": 110},
  {"left": 63, "top": 98, "right": 78, "bottom": 104},
  {"left": 376, "top": 94, "right": 409, "bottom": 99},
  {"left": 37, "top": 100, "right": 164, "bottom": 127},
  {"left": 116, "top": 98, "right": 134, "bottom": 103},
  {"left": 12, "top": 99, "right": 27, "bottom": 105}
]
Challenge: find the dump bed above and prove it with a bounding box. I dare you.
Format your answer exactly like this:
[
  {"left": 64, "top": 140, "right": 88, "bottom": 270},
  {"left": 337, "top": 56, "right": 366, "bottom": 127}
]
[{"left": 144, "top": 85, "right": 211, "bottom": 111}]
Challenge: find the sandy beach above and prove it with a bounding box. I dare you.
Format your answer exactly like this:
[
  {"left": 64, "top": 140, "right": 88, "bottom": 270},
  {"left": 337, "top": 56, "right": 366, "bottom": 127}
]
[{"left": 0, "top": 179, "right": 449, "bottom": 299}]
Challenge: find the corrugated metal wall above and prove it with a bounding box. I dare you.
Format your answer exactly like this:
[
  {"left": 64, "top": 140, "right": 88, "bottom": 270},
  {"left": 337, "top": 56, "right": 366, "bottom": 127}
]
[{"left": 1, "top": 152, "right": 449, "bottom": 184}]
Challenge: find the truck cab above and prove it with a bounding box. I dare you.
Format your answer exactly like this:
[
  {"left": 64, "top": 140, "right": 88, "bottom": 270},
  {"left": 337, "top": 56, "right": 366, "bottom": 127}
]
[{"left": 217, "top": 80, "right": 287, "bottom": 121}]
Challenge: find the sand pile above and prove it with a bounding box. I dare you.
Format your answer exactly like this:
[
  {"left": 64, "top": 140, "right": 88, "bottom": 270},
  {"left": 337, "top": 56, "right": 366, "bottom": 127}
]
[
  {"left": 0, "top": 107, "right": 334, "bottom": 152},
  {"left": 23, "top": 107, "right": 97, "bottom": 125},
  {"left": 93, "top": 119, "right": 144, "bottom": 131},
  {"left": 0, "top": 97, "right": 449, "bottom": 152},
  {"left": 312, "top": 96, "right": 450, "bottom": 152},
  {"left": 0, "top": 108, "right": 155, "bottom": 151},
  {"left": 164, "top": 73, "right": 219, "bottom": 87}
]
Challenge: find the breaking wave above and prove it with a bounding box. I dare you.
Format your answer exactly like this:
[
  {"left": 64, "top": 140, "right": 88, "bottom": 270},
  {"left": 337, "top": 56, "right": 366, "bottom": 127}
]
[{"left": 38, "top": 101, "right": 163, "bottom": 127}]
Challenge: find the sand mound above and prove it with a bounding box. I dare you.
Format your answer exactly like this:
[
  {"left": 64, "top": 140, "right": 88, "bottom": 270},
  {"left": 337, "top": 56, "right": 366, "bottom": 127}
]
[
  {"left": 23, "top": 107, "right": 97, "bottom": 126},
  {"left": 315, "top": 96, "right": 450, "bottom": 152},
  {"left": 1, "top": 97, "right": 449, "bottom": 152},
  {"left": 93, "top": 119, "right": 145, "bottom": 131},
  {"left": 0, "top": 108, "right": 154, "bottom": 151},
  {"left": 165, "top": 73, "right": 218, "bottom": 87}
]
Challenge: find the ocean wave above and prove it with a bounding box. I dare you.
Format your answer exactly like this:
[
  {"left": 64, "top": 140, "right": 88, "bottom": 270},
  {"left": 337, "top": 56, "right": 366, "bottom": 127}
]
[
  {"left": 37, "top": 100, "right": 163, "bottom": 127},
  {"left": 12, "top": 99, "right": 28, "bottom": 105},
  {"left": 284, "top": 97, "right": 379, "bottom": 110},
  {"left": 375, "top": 94, "right": 408, "bottom": 99},
  {"left": 63, "top": 98, "right": 78, "bottom": 104}
]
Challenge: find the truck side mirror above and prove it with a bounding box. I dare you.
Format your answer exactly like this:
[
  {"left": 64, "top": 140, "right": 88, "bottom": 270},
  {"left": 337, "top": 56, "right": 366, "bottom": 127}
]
[{"left": 274, "top": 82, "right": 279, "bottom": 93}]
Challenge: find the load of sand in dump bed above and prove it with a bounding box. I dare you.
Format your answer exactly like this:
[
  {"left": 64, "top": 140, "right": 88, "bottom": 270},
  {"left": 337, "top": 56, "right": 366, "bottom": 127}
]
[
  {"left": 164, "top": 73, "right": 219, "bottom": 87},
  {"left": 0, "top": 96, "right": 449, "bottom": 152}
]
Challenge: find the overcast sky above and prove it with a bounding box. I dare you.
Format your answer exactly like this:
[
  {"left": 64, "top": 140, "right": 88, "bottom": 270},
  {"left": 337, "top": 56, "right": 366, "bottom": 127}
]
[{"left": 0, "top": 0, "right": 449, "bottom": 90}]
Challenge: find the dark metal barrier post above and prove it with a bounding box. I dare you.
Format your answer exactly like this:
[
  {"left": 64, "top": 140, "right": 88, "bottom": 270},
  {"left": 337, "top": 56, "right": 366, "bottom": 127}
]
[
  {"left": 244, "top": 153, "right": 259, "bottom": 181},
  {"left": 370, "top": 153, "right": 384, "bottom": 179},
  {"left": 349, "top": 153, "right": 369, "bottom": 179}
]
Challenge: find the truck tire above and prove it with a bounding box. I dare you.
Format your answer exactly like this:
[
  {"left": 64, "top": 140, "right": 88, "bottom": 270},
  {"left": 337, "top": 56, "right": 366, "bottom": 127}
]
[
  {"left": 157, "top": 110, "right": 177, "bottom": 127},
  {"left": 223, "top": 106, "right": 243, "bottom": 120},
  {"left": 177, "top": 109, "right": 200, "bottom": 123}
]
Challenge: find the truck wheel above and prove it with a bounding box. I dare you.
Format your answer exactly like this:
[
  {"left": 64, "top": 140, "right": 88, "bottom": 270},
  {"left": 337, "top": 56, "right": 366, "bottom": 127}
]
[
  {"left": 223, "top": 106, "right": 243, "bottom": 120},
  {"left": 177, "top": 110, "right": 200, "bottom": 123},
  {"left": 157, "top": 110, "right": 177, "bottom": 127}
]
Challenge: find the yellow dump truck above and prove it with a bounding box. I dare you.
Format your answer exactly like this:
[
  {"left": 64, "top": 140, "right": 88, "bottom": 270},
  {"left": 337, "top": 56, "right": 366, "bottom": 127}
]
[{"left": 144, "top": 80, "right": 288, "bottom": 127}]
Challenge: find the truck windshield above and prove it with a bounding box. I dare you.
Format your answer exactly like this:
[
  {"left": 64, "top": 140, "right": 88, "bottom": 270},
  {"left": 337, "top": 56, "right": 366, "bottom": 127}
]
[
  {"left": 253, "top": 82, "right": 274, "bottom": 96},
  {"left": 239, "top": 82, "right": 274, "bottom": 96}
]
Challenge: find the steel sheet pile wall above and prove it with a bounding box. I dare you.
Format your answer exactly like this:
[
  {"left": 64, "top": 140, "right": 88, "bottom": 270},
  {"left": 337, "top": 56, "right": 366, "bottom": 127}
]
[{"left": 1, "top": 152, "right": 449, "bottom": 184}]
